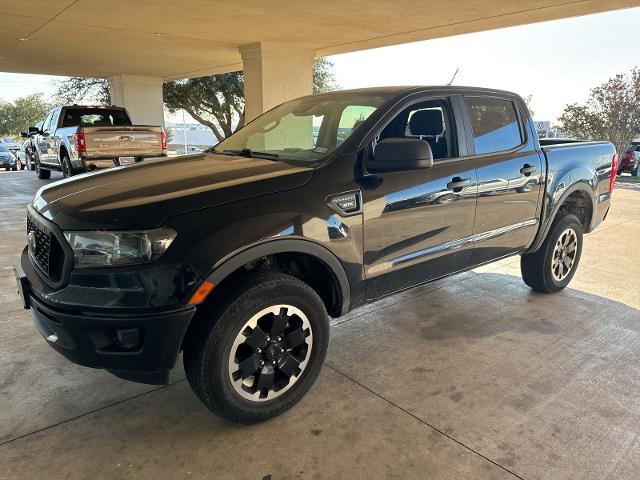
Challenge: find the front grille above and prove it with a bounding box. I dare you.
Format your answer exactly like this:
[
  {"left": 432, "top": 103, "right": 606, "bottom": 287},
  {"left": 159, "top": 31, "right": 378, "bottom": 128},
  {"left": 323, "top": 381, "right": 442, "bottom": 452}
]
[{"left": 27, "top": 213, "right": 66, "bottom": 284}]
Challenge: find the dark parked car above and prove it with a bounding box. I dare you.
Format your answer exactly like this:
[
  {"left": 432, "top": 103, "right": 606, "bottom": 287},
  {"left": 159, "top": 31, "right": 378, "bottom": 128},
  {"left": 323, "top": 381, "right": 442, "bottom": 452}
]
[
  {"left": 20, "top": 121, "right": 42, "bottom": 171},
  {"left": 15, "top": 86, "right": 617, "bottom": 424},
  {"left": 0, "top": 145, "right": 17, "bottom": 171}
]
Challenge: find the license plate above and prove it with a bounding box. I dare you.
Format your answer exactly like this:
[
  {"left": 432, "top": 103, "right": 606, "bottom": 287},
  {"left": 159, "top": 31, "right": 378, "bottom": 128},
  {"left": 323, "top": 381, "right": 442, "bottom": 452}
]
[
  {"left": 119, "top": 156, "right": 135, "bottom": 165},
  {"left": 14, "top": 264, "right": 30, "bottom": 309}
]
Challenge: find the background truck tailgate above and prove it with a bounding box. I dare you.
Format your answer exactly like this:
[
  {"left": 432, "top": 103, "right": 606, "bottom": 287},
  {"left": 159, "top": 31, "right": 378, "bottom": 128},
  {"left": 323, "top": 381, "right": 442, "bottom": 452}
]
[{"left": 82, "top": 126, "right": 164, "bottom": 157}]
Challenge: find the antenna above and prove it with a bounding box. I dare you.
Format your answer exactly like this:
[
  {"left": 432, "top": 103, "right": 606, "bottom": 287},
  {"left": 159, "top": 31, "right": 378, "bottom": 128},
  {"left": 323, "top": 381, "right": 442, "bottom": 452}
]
[{"left": 448, "top": 68, "right": 459, "bottom": 85}]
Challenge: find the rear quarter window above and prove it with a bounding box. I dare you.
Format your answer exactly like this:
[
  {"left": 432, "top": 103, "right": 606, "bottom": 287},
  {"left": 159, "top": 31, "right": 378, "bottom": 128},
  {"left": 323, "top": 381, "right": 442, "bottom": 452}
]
[{"left": 464, "top": 97, "right": 522, "bottom": 155}]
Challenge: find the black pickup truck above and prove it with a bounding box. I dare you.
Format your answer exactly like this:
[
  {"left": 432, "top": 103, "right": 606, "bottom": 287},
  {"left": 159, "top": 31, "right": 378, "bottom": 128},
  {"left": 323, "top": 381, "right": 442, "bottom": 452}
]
[{"left": 15, "top": 86, "right": 617, "bottom": 424}]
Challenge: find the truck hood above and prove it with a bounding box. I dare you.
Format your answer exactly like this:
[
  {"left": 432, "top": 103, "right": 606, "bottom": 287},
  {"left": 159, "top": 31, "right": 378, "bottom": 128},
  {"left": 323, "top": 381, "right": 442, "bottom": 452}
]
[{"left": 32, "top": 153, "right": 314, "bottom": 229}]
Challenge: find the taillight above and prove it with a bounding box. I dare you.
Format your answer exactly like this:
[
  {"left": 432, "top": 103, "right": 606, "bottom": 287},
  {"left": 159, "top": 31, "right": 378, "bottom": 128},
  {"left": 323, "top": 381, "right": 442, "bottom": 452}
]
[
  {"left": 609, "top": 153, "right": 618, "bottom": 193},
  {"left": 72, "top": 132, "right": 86, "bottom": 153},
  {"left": 161, "top": 130, "right": 167, "bottom": 151}
]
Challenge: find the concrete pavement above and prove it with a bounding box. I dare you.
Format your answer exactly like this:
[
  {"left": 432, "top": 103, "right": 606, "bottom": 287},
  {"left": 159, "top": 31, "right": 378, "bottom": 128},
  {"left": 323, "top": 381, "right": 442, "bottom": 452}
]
[{"left": 1, "top": 169, "right": 639, "bottom": 479}]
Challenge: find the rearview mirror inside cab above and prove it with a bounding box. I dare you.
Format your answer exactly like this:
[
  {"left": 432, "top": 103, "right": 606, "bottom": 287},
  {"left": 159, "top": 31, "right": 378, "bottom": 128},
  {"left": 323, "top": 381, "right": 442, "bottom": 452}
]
[
  {"left": 367, "top": 137, "right": 433, "bottom": 173},
  {"left": 20, "top": 132, "right": 28, "bottom": 138},
  {"left": 28, "top": 126, "right": 40, "bottom": 135}
]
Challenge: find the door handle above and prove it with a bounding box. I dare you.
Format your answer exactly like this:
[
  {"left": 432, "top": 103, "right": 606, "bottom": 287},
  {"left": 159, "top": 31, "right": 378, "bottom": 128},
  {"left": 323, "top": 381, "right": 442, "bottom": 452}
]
[
  {"left": 520, "top": 164, "right": 537, "bottom": 176},
  {"left": 446, "top": 177, "right": 471, "bottom": 192}
]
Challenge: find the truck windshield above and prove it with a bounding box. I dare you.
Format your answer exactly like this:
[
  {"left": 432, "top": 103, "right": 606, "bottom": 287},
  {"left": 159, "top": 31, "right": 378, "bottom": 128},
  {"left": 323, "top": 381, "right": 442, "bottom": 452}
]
[
  {"left": 61, "top": 108, "right": 132, "bottom": 127},
  {"left": 213, "top": 94, "right": 388, "bottom": 163}
]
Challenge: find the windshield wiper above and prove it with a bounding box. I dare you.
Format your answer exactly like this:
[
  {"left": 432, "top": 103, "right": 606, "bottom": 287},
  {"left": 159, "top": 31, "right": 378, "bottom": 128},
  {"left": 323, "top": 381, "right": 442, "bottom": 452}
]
[{"left": 222, "top": 148, "right": 280, "bottom": 160}]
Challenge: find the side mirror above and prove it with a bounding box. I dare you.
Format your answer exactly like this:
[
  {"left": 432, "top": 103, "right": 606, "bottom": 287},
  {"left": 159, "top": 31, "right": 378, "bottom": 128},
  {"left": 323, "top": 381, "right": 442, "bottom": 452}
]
[
  {"left": 28, "top": 126, "right": 40, "bottom": 135},
  {"left": 20, "top": 132, "right": 28, "bottom": 138},
  {"left": 367, "top": 138, "right": 433, "bottom": 173}
]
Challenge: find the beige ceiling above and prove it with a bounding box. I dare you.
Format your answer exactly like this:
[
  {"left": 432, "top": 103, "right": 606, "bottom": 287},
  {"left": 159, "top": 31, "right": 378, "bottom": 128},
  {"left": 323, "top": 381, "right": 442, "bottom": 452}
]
[{"left": 1, "top": 0, "right": 639, "bottom": 80}]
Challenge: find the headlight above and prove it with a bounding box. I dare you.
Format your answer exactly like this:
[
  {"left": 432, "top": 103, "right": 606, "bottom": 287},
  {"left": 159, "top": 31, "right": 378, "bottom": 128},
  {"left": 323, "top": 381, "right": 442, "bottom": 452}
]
[{"left": 64, "top": 228, "right": 177, "bottom": 268}]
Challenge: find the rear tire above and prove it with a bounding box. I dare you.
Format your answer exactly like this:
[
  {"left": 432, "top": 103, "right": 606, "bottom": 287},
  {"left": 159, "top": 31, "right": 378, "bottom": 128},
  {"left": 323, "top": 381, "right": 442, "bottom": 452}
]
[
  {"left": 183, "top": 271, "right": 329, "bottom": 424},
  {"left": 521, "top": 214, "right": 583, "bottom": 293},
  {"left": 35, "top": 156, "right": 51, "bottom": 179},
  {"left": 61, "top": 155, "right": 75, "bottom": 178}
]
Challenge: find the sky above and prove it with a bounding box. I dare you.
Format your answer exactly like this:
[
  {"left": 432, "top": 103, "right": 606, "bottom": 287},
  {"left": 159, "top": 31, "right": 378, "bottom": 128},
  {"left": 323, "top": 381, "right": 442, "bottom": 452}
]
[{"left": 1, "top": 6, "right": 639, "bottom": 124}]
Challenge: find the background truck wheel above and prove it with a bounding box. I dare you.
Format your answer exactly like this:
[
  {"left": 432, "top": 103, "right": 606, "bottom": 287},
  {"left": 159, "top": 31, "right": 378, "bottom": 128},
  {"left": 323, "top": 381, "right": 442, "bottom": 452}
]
[
  {"left": 35, "top": 156, "right": 51, "bottom": 179},
  {"left": 27, "top": 152, "right": 36, "bottom": 171},
  {"left": 521, "top": 213, "right": 583, "bottom": 293},
  {"left": 61, "top": 155, "right": 75, "bottom": 178},
  {"left": 183, "top": 271, "right": 329, "bottom": 424}
]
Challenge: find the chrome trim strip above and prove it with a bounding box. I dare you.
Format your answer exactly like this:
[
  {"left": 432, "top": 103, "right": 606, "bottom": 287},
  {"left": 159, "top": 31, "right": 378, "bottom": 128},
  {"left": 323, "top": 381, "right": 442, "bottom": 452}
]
[{"left": 391, "top": 218, "right": 538, "bottom": 266}]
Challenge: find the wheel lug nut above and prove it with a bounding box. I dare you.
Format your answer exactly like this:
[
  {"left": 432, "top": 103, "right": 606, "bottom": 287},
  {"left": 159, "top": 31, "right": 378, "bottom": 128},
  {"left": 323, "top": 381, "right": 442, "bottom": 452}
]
[
  {"left": 272, "top": 360, "right": 277, "bottom": 366},
  {"left": 266, "top": 336, "right": 271, "bottom": 342},
  {"left": 259, "top": 360, "right": 265, "bottom": 366},
  {"left": 277, "top": 336, "right": 282, "bottom": 342},
  {"left": 280, "top": 348, "right": 284, "bottom": 353},
  {"left": 256, "top": 348, "right": 261, "bottom": 353}
]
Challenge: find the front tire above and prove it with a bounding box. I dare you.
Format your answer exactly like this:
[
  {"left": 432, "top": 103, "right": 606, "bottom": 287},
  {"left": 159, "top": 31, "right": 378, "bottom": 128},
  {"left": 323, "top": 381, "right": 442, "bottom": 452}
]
[
  {"left": 521, "top": 214, "right": 583, "bottom": 293},
  {"left": 35, "top": 156, "right": 51, "bottom": 179},
  {"left": 183, "top": 272, "right": 329, "bottom": 424}
]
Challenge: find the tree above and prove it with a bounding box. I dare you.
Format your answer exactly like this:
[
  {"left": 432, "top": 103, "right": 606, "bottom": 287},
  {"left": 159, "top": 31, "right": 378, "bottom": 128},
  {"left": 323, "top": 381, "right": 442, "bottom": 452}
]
[
  {"left": 559, "top": 68, "right": 640, "bottom": 155},
  {"left": 53, "top": 58, "right": 339, "bottom": 142},
  {"left": 0, "top": 94, "right": 52, "bottom": 138},
  {"left": 163, "top": 72, "right": 244, "bottom": 142},
  {"left": 522, "top": 94, "right": 535, "bottom": 117},
  {"left": 53, "top": 76, "right": 110, "bottom": 105},
  {"left": 313, "top": 57, "right": 338, "bottom": 94}
]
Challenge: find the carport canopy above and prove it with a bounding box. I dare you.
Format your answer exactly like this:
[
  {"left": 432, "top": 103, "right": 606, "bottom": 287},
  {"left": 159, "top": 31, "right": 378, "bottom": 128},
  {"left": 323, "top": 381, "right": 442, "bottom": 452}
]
[{"left": 2, "top": 0, "right": 639, "bottom": 125}]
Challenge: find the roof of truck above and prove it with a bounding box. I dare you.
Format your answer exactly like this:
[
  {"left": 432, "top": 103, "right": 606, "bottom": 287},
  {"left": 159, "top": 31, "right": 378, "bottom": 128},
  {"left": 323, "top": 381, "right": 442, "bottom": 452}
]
[
  {"left": 311, "top": 85, "right": 520, "bottom": 98},
  {"left": 61, "top": 105, "right": 126, "bottom": 109}
]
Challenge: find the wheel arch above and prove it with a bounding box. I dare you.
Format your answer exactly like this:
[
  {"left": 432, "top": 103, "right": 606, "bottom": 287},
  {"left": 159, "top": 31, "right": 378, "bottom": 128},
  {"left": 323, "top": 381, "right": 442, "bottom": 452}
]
[
  {"left": 59, "top": 144, "right": 69, "bottom": 161},
  {"left": 528, "top": 181, "right": 595, "bottom": 253},
  {"left": 204, "top": 238, "right": 351, "bottom": 318}
]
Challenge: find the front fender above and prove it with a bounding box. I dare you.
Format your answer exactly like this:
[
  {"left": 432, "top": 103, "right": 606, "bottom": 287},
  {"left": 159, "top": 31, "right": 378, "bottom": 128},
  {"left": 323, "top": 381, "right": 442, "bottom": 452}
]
[{"left": 205, "top": 237, "right": 351, "bottom": 316}]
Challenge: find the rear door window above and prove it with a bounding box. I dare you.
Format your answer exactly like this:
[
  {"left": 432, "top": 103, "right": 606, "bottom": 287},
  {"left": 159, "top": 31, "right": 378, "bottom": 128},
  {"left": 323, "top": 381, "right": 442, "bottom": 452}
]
[{"left": 464, "top": 97, "right": 522, "bottom": 155}]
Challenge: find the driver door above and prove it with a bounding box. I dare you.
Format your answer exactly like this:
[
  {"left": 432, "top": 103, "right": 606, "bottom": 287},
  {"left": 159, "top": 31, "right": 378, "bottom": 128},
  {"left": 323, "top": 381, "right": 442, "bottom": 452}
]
[{"left": 361, "top": 96, "right": 478, "bottom": 299}]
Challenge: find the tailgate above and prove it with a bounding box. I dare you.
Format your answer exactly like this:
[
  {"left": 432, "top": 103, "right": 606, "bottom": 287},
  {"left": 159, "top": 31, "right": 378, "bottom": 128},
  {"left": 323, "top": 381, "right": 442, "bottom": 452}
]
[{"left": 82, "top": 126, "right": 164, "bottom": 157}]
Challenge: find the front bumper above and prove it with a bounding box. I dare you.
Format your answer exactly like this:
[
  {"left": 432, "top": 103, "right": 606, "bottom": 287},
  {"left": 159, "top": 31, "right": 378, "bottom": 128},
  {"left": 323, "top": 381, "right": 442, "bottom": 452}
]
[{"left": 17, "top": 259, "right": 196, "bottom": 385}]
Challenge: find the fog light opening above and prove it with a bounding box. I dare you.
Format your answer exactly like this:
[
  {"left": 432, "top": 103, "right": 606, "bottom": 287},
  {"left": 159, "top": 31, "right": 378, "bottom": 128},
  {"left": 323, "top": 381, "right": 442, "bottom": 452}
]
[{"left": 115, "top": 328, "right": 143, "bottom": 350}]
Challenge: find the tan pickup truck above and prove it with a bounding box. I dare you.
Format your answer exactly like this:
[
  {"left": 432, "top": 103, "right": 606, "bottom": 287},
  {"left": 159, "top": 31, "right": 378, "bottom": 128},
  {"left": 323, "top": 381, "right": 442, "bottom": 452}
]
[{"left": 24, "top": 105, "right": 167, "bottom": 179}]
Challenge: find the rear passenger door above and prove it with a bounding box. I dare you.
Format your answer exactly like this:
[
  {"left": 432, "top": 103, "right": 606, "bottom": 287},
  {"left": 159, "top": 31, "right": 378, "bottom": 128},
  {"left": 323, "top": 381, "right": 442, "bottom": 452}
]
[{"left": 461, "top": 95, "right": 544, "bottom": 265}]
